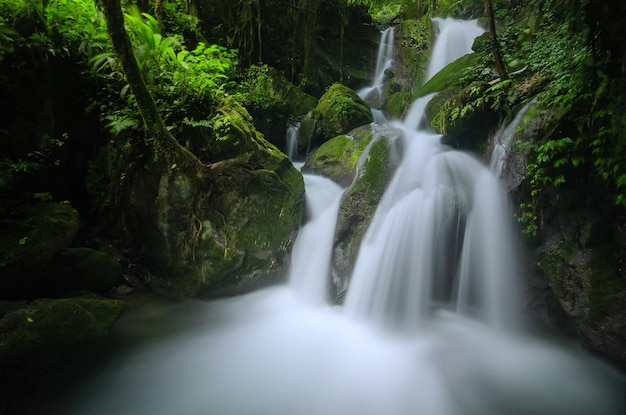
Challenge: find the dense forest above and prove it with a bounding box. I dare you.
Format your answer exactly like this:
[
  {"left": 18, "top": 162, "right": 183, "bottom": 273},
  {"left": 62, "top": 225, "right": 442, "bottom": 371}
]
[{"left": 1, "top": 0, "right": 626, "bottom": 413}]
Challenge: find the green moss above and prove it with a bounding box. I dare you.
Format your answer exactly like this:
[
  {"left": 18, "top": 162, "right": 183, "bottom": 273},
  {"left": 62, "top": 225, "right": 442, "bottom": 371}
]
[
  {"left": 356, "top": 138, "right": 390, "bottom": 205},
  {"left": 0, "top": 295, "right": 124, "bottom": 365},
  {"left": 305, "top": 127, "right": 374, "bottom": 186},
  {"left": 428, "top": 80, "right": 500, "bottom": 151},
  {"left": 330, "top": 134, "right": 395, "bottom": 301},
  {"left": 587, "top": 250, "right": 624, "bottom": 321},
  {"left": 399, "top": 17, "right": 433, "bottom": 90},
  {"left": 418, "top": 53, "right": 482, "bottom": 97},
  {"left": 316, "top": 83, "right": 373, "bottom": 140},
  {"left": 382, "top": 92, "right": 414, "bottom": 120},
  {"left": 244, "top": 65, "right": 317, "bottom": 115}
]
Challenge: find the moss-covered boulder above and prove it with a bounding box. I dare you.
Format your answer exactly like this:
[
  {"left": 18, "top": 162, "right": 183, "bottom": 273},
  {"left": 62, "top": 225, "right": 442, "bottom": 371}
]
[
  {"left": 302, "top": 124, "right": 402, "bottom": 302},
  {"left": 298, "top": 83, "right": 373, "bottom": 154},
  {"left": 126, "top": 97, "right": 305, "bottom": 297},
  {"left": 46, "top": 247, "right": 122, "bottom": 295},
  {"left": 330, "top": 127, "right": 402, "bottom": 301},
  {"left": 0, "top": 202, "right": 79, "bottom": 300},
  {"left": 419, "top": 52, "right": 483, "bottom": 99},
  {"left": 429, "top": 80, "right": 501, "bottom": 151},
  {"left": 302, "top": 125, "right": 375, "bottom": 187},
  {"left": 0, "top": 294, "right": 124, "bottom": 366}
]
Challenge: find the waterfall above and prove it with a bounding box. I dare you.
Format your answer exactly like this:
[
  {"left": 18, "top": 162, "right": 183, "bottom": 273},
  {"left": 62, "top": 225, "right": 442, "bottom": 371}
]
[
  {"left": 52, "top": 18, "right": 626, "bottom": 415},
  {"left": 285, "top": 121, "right": 300, "bottom": 161},
  {"left": 425, "top": 17, "right": 485, "bottom": 81},
  {"left": 489, "top": 99, "right": 537, "bottom": 188},
  {"left": 344, "top": 94, "right": 517, "bottom": 331},
  {"left": 358, "top": 27, "right": 395, "bottom": 108},
  {"left": 344, "top": 18, "right": 514, "bottom": 333},
  {"left": 289, "top": 175, "right": 344, "bottom": 304}
]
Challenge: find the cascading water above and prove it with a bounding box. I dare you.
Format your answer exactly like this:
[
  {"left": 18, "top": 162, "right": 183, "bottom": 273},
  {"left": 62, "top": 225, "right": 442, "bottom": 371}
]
[
  {"left": 425, "top": 18, "right": 485, "bottom": 81},
  {"left": 49, "top": 18, "right": 626, "bottom": 415},
  {"left": 489, "top": 99, "right": 537, "bottom": 188},
  {"left": 358, "top": 26, "right": 395, "bottom": 111},
  {"left": 285, "top": 121, "right": 300, "bottom": 161},
  {"left": 289, "top": 174, "right": 344, "bottom": 304},
  {"left": 344, "top": 94, "right": 518, "bottom": 331}
]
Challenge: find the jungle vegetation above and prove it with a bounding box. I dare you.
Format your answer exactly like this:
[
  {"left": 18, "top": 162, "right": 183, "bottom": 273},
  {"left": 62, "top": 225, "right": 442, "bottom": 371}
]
[{"left": 0, "top": 0, "right": 624, "bottom": 267}]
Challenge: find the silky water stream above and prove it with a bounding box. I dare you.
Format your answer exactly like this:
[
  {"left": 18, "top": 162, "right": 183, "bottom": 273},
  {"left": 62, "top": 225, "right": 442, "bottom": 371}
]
[{"left": 52, "top": 18, "right": 626, "bottom": 415}]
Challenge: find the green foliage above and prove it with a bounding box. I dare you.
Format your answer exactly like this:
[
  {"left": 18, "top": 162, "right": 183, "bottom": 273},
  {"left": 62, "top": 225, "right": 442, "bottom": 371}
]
[
  {"left": 0, "top": 0, "right": 110, "bottom": 61},
  {"left": 85, "top": 6, "right": 238, "bottom": 140},
  {"left": 241, "top": 64, "right": 284, "bottom": 110},
  {"left": 0, "top": 18, "right": 15, "bottom": 62}
]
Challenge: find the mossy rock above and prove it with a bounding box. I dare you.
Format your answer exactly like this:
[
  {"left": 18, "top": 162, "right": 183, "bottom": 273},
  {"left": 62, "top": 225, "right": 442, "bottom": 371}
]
[
  {"left": 0, "top": 202, "right": 79, "bottom": 300},
  {"left": 428, "top": 81, "right": 500, "bottom": 151},
  {"left": 0, "top": 294, "right": 124, "bottom": 366},
  {"left": 315, "top": 83, "right": 373, "bottom": 144},
  {"left": 418, "top": 52, "right": 482, "bottom": 98},
  {"left": 46, "top": 247, "right": 122, "bottom": 295},
  {"left": 195, "top": 153, "right": 304, "bottom": 296},
  {"left": 302, "top": 125, "right": 375, "bottom": 187},
  {"left": 382, "top": 91, "right": 415, "bottom": 121},
  {"left": 418, "top": 53, "right": 495, "bottom": 151},
  {"left": 330, "top": 125, "right": 403, "bottom": 301},
  {"left": 396, "top": 17, "right": 433, "bottom": 92},
  {"left": 128, "top": 98, "right": 305, "bottom": 297}
]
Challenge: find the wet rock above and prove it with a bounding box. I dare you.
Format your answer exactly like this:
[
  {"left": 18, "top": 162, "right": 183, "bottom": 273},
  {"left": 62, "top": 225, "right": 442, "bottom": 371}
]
[
  {"left": 303, "top": 125, "right": 375, "bottom": 187},
  {"left": 304, "top": 124, "right": 403, "bottom": 302},
  {"left": 536, "top": 207, "right": 626, "bottom": 368}
]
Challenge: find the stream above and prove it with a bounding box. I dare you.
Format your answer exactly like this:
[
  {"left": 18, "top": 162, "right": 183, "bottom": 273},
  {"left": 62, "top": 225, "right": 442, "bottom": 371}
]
[{"left": 50, "top": 17, "right": 626, "bottom": 415}]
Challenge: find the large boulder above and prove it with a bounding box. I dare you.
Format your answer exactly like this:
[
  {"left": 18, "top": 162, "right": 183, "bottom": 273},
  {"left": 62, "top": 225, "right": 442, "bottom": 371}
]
[
  {"left": 420, "top": 52, "right": 502, "bottom": 152},
  {"left": 126, "top": 97, "right": 305, "bottom": 297},
  {"left": 0, "top": 201, "right": 79, "bottom": 300},
  {"left": 298, "top": 83, "right": 373, "bottom": 155}
]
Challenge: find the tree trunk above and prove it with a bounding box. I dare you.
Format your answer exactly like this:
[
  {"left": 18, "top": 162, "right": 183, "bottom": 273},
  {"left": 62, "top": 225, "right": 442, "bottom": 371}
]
[
  {"left": 484, "top": 0, "right": 509, "bottom": 81},
  {"left": 98, "top": 0, "right": 203, "bottom": 173}
]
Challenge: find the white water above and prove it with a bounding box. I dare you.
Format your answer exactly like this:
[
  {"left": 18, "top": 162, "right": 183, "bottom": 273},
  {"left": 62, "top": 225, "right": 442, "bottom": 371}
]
[
  {"left": 425, "top": 17, "right": 485, "bottom": 81},
  {"left": 50, "top": 19, "right": 626, "bottom": 415},
  {"left": 289, "top": 174, "right": 344, "bottom": 304},
  {"left": 358, "top": 27, "right": 395, "bottom": 108},
  {"left": 344, "top": 94, "right": 518, "bottom": 332},
  {"left": 489, "top": 99, "right": 536, "bottom": 189},
  {"left": 285, "top": 121, "right": 300, "bottom": 161}
]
